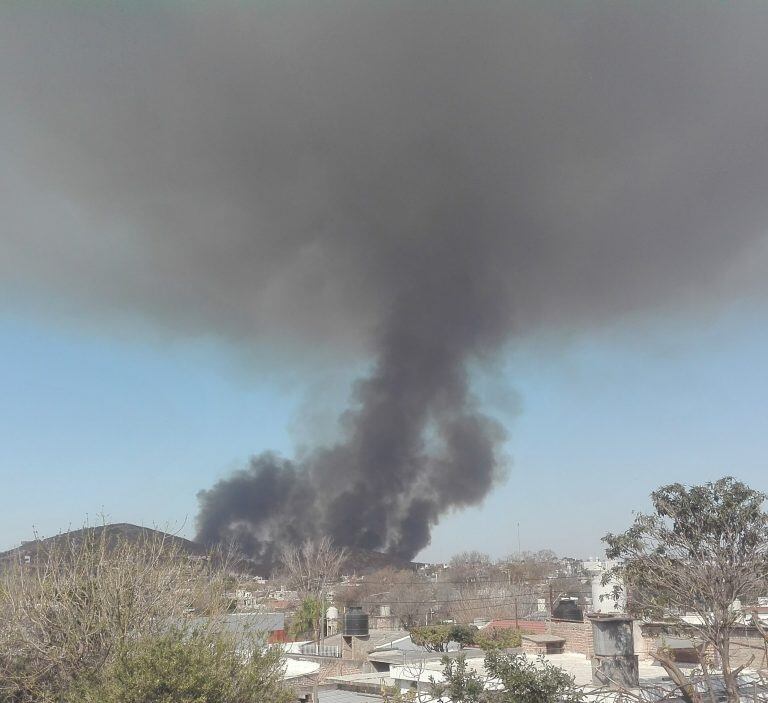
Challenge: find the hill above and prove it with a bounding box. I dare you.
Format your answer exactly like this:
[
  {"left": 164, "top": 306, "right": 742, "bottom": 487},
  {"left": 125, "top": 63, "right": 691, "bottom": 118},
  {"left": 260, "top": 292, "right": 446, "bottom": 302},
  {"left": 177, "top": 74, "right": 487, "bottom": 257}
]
[
  {"left": 0, "top": 523, "right": 422, "bottom": 576},
  {"left": 0, "top": 523, "right": 207, "bottom": 564}
]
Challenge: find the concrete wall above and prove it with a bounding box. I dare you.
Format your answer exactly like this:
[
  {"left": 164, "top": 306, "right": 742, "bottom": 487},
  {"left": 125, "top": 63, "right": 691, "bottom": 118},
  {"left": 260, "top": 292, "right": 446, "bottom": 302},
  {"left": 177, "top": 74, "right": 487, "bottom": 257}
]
[{"left": 338, "top": 634, "right": 377, "bottom": 661}]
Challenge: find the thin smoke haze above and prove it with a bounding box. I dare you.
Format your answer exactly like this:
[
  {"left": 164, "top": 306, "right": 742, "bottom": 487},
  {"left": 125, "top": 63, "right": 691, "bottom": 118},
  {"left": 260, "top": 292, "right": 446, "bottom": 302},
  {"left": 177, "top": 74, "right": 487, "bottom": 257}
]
[{"left": 2, "top": 2, "right": 768, "bottom": 564}]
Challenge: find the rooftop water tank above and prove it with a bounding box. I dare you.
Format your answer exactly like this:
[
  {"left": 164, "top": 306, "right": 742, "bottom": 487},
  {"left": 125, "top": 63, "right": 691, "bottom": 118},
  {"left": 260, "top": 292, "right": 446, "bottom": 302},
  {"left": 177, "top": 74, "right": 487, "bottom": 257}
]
[
  {"left": 326, "top": 606, "right": 339, "bottom": 621},
  {"left": 588, "top": 614, "right": 639, "bottom": 688},
  {"left": 591, "top": 572, "right": 626, "bottom": 613},
  {"left": 552, "top": 598, "right": 583, "bottom": 622},
  {"left": 343, "top": 606, "right": 369, "bottom": 636}
]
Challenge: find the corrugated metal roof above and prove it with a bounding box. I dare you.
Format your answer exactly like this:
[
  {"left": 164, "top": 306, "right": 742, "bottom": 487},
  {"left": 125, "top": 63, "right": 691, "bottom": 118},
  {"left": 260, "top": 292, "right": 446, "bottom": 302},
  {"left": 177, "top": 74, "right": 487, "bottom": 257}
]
[{"left": 187, "top": 611, "right": 285, "bottom": 634}]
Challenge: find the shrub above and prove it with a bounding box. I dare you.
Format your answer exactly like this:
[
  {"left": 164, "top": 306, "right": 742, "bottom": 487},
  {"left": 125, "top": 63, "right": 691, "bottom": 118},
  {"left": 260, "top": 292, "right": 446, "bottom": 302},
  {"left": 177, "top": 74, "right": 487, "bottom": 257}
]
[
  {"left": 474, "top": 627, "right": 522, "bottom": 650},
  {"left": 409, "top": 624, "right": 479, "bottom": 652},
  {"left": 0, "top": 524, "right": 255, "bottom": 702},
  {"left": 69, "top": 626, "right": 293, "bottom": 703}
]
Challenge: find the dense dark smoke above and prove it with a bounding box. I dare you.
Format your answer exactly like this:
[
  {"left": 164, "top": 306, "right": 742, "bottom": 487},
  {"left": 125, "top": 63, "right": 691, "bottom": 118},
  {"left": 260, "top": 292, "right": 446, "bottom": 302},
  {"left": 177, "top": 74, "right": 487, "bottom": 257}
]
[
  {"left": 3, "top": 2, "right": 768, "bottom": 562},
  {"left": 196, "top": 196, "right": 516, "bottom": 559}
]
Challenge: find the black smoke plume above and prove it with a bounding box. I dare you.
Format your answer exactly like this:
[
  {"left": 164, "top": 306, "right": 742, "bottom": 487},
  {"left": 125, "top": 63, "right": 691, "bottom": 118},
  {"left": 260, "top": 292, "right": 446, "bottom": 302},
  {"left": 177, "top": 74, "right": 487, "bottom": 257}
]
[{"left": 3, "top": 2, "right": 768, "bottom": 563}]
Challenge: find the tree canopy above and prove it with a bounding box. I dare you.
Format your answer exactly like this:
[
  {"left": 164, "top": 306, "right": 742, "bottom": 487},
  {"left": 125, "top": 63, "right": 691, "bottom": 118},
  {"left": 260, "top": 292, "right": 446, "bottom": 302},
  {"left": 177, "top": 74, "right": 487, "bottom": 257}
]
[
  {"left": 69, "top": 626, "right": 292, "bottom": 703},
  {"left": 603, "top": 477, "right": 768, "bottom": 703},
  {"left": 390, "top": 651, "right": 583, "bottom": 703},
  {"left": 409, "top": 624, "right": 479, "bottom": 652}
]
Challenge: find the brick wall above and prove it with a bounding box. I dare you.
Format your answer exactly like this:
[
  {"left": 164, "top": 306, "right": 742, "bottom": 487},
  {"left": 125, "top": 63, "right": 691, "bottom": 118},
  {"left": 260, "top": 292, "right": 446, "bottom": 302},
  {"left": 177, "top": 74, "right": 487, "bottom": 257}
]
[
  {"left": 521, "top": 639, "right": 547, "bottom": 655},
  {"left": 485, "top": 619, "right": 547, "bottom": 634},
  {"left": 335, "top": 634, "right": 376, "bottom": 661},
  {"left": 547, "top": 619, "right": 594, "bottom": 657},
  {"left": 517, "top": 620, "right": 548, "bottom": 634}
]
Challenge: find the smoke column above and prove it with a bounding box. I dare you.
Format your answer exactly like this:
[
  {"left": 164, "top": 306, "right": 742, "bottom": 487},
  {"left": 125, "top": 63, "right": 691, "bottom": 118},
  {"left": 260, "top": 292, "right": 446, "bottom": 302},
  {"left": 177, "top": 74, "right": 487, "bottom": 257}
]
[{"left": 2, "top": 2, "right": 768, "bottom": 562}]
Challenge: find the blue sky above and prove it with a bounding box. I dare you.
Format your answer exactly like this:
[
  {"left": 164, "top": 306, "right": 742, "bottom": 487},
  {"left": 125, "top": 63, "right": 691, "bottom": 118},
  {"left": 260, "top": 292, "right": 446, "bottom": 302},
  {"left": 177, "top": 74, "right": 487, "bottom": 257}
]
[
  {"left": 3, "top": 303, "right": 766, "bottom": 561},
  {"left": 4, "top": 1, "right": 768, "bottom": 565}
]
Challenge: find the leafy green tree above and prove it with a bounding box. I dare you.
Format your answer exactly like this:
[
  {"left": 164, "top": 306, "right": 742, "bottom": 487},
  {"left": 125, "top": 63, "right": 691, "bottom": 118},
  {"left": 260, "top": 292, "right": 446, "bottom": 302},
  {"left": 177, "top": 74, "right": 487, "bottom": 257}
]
[
  {"left": 68, "top": 626, "right": 293, "bottom": 703},
  {"left": 474, "top": 627, "right": 522, "bottom": 650},
  {"left": 409, "top": 624, "right": 479, "bottom": 652},
  {"left": 481, "top": 650, "right": 583, "bottom": 703},
  {"left": 451, "top": 624, "right": 480, "bottom": 648},
  {"left": 409, "top": 624, "right": 454, "bottom": 652},
  {"left": 425, "top": 652, "right": 583, "bottom": 703},
  {"left": 431, "top": 655, "right": 488, "bottom": 702},
  {"left": 604, "top": 477, "right": 768, "bottom": 703},
  {"left": 289, "top": 596, "right": 323, "bottom": 640}
]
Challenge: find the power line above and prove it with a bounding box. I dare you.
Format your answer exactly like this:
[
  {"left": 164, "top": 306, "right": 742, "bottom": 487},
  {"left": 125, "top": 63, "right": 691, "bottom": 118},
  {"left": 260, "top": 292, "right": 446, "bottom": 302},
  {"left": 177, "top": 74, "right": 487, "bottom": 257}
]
[
  {"left": 335, "top": 574, "right": 589, "bottom": 588},
  {"left": 355, "top": 591, "right": 556, "bottom": 605}
]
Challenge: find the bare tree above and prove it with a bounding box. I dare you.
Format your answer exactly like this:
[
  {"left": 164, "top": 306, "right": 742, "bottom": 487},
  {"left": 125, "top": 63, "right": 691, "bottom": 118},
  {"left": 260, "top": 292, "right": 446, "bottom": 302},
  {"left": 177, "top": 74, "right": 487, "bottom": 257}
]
[
  {"left": 449, "top": 551, "right": 493, "bottom": 585},
  {"left": 0, "top": 524, "right": 238, "bottom": 703},
  {"left": 279, "top": 536, "right": 346, "bottom": 640},
  {"left": 499, "top": 550, "right": 559, "bottom": 585}
]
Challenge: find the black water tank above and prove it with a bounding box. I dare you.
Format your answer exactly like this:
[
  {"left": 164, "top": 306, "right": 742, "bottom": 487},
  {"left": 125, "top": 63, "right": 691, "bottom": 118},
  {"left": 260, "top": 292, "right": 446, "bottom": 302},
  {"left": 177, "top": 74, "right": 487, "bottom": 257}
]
[
  {"left": 343, "top": 606, "right": 369, "bottom": 636},
  {"left": 552, "top": 598, "right": 583, "bottom": 622}
]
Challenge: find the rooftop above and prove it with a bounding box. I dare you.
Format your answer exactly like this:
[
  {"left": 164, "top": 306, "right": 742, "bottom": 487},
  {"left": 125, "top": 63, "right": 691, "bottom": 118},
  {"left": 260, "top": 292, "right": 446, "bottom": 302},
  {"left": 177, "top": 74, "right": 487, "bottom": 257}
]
[
  {"left": 318, "top": 690, "right": 384, "bottom": 703},
  {"left": 322, "top": 629, "right": 410, "bottom": 654},
  {"left": 324, "top": 671, "right": 394, "bottom": 687},
  {"left": 368, "top": 647, "right": 485, "bottom": 666},
  {"left": 391, "top": 651, "right": 674, "bottom": 689}
]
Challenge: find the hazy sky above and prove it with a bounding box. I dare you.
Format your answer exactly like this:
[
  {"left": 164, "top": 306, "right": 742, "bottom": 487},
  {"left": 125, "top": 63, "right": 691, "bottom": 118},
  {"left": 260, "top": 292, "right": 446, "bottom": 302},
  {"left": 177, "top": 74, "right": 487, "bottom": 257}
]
[{"left": 1, "top": 1, "right": 767, "bottom": 560}]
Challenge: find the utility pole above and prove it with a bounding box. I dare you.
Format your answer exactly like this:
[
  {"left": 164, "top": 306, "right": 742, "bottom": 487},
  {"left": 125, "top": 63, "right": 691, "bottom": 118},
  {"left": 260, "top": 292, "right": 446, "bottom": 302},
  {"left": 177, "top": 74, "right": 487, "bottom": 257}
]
[
  {"left": 313, "top": 584, "right": 325, "bottom": 703},
  {"left": 514, "top": 598, "right": 519, "bottom": 630},
  {"left": 548, "top": 583, "right": 554, "bottom": 617},
  {"left": 319, "top": 586, "right": 325, "bottom": 650}
]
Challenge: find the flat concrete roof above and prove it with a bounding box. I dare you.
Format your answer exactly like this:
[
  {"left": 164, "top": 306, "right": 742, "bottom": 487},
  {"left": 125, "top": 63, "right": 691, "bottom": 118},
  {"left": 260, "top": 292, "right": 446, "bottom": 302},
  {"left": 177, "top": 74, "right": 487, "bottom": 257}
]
[
  {"left": 521, "top": 634, "right": 566, "bottom": 644},
  {"left": 324, "top": 671, "right": 394, "bottom": 687},
  {"left": 368, "top": 647, "right": 485, "bottom": 665}
]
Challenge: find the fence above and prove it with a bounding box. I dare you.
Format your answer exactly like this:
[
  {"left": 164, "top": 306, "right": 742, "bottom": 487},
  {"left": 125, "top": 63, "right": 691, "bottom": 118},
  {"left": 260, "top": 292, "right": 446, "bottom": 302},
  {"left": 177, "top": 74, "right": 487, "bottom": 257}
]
[{"left": 299, "top": 642, "right": 342, "bottom": 658}]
